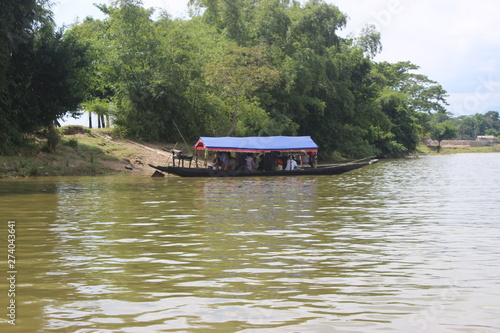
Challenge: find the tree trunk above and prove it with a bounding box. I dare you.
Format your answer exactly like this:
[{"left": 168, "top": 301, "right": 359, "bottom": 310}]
[
  {"left": 88, "top": 111, "right": 92, "bottom": 128},
  {"left": 101, "top": 115, "right": 106, "bottom": 128}
]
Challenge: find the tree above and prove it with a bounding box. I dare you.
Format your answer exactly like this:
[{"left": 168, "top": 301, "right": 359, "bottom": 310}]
[
  {"left": 65, "top": 16, "right": 115, "bottom": 130},
  {"left": 62, "top": 0, "right": 452, "bottom": 158},
  {"left": 187, "top": 0, "right": 255, "bottom": 43},
  {"left": 204, "top": 44, "right": 280, "bottom": 136},
  {"left": 374, "top": 61, "right": 448, "bottom": 114},
  {"left": 16, "top": 27, "right": 91, "bottom": 130},
  {"left": 372, "top": 61, "right": 449, "bottom": 154},
  {"left": 375, "top": 89, "right": 419, "bottom": 156},
  {"left": 355, "top": 24, "right": 382, "bottom": 58},
  {"left": 82, "top": 99, "right": 113, "bottom": 128},
  {"left": 287, "top": 0, "right": 346, "bottom": 54},
  {"left": 1, "top": 0, "right": 44, "bottom": 153},
  {"left": 431, "top": 122, "right": 458, "bottom": 152},
  {"left": 1, "top": 0, "right": 91, "bottom": 154},
  {"left": 0, "top": 0, "right": 41, "bottom": 92}
]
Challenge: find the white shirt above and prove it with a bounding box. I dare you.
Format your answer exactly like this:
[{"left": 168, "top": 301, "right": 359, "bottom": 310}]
[{"left": 285, "top": 158, "right": 298, "bottom": 170}]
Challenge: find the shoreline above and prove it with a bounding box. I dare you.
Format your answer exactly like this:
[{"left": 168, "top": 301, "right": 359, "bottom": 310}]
[
  {"left": 0, "top": 127, "right": 183, "bottom": 179},
  {"left": 1, "top": 127, "right": 499, "bottom": 179}
]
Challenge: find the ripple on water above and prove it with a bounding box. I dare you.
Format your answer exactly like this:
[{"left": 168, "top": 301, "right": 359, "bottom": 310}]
[{"left": 4, "top": 155, "right": 500, "bottom": 332}]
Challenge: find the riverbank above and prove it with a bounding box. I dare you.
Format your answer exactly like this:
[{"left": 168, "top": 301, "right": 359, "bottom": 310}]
[
  {"left": 0, "top": 126, "right": 182, "bottom": 178},
  {"left": 1, "top": 127, "right": 499, "bottom": 178},
  {"left": 417, "top": 144, "right": 500, "bottom": 155}
]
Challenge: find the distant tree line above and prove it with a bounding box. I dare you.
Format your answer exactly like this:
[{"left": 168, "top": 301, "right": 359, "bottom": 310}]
[
  {"left": 434, "top": 111, "right": 500, "bottom": 139},
  {"left": 1, "top": 0, "right": 497, "bottom": 157}
]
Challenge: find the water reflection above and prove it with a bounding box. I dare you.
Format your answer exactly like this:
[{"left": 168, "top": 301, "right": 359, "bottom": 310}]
[{"left": 1, "top": 154, "right": 499, "bottom": 332}]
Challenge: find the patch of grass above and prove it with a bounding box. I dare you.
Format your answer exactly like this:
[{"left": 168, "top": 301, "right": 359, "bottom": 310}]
[
  {"left": 64, "top": 138, "right": 79, "bottom": 149},
  {"left": 0, "top": 157, "right": 39, "bottom": 177},
  {"left": 0, "top": 131, "right": 130, "bottom": 178},
  {"left": 16, "top": 158, "right": 39, "bottom": 176},
  {"left": 417, "top": 144, "right": 500, "bottom": 155},
  {"left": 439, "top": 145, "right": 500, "bottom": 154}
]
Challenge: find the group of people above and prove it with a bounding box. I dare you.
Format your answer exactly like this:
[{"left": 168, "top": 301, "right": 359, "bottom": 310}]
[
  {"left": 212, "top": 152, "right": 254, "bottom": 171},
  {"left": 212, "top": 151, "right": 317, "bottom": 171},
  {"left": 276, "top": 152, "right": 316, "bottom": 170},
  {"left": 212, "top": 152, "right": 236, "bottom": 171}
]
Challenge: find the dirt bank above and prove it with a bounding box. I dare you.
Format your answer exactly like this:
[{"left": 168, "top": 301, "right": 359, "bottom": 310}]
[{"left": 0, "top": 127, "right": 193, "bottom": 178}]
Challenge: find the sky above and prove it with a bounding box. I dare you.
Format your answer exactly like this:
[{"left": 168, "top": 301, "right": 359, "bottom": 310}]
[{"left": 52, "top": 0, "right": 500, "bottom": 125}]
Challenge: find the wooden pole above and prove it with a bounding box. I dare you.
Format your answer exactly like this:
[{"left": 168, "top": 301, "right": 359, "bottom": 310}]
[
  {"left": 164, "top": 142, "right": 178, "bottom": 166},
  {"left": 172, "top": 119, "right": 192, "bottom": 155},
  {"left": 340, "top": 155, "right": 377, "bottom": 165}
]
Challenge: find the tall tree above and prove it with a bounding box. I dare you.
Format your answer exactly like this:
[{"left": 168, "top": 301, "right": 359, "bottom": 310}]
[
  {"left": 372, "top": 61, "right": 449, "bottom": 154},
  {"left": 1, "top": 0, "right": 90, "bottom": 154},
  {"left": 1, "top": 0, "right": 43, "bottom": 153},
  {"left": 204, "top": 44, "right": 280, "bottom": 136},
  {"left": 188, "top": 0, "right": 253, "bottom": 43},
  {"left": 355, "top": 24, "right": 382, "bottom": 58},
  {"left": 63, "top": 0, "right": 453, "bottom": 158}
]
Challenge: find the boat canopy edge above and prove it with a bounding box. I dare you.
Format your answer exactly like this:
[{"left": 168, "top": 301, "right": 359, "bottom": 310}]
[{"left": 193, "top": 136, "right": 318, "bottom": 153}]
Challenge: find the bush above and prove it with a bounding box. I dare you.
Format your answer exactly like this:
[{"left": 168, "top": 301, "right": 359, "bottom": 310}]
[
  {"left": 66, "top": 138, "right": 79, "bottom": 149},
  {"left": 43, "top": 126, "right": 61, "bottom": 152}
]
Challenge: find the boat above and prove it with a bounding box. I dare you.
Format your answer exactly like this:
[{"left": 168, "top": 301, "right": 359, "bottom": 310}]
[
  {"left": 149, "top": 136, "right": 378, "bottom": 177},
  {"left": 149, "top": 161, "right": 377, "bottom": 177}
]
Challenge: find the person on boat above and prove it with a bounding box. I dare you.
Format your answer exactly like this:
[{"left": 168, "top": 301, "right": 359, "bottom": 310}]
[
  {"left": 285, "top": 155, "right": 299, "bottom": 170},
  {"left": 308, "top": 151, "right": 317, "bottom": 168},
  {"left": 275, "top": 157, "right": 283, "bottom": 171},
  {"left": 212, "top": 154, "right": 221, "bottom": 169},
  {"left": 218, "top": 152, "right": 229, "bottom": 170},
  {"left": 244, "top": 153, "right": 255, "bottom": 171},
  {"left": 280, "top": 155, "right": 288, "bottom": 168},
  {"left": 302, "top": 152, "right": 309, "bottom": 167},
  {"left": 257, "top": 154, "right": 265, "bottom": 171},
  {"left": 227, "top": 153, "right": 236, "bottom": 171}
]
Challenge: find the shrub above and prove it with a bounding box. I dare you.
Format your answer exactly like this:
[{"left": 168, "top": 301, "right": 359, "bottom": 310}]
[
  {"left": 66, "top": 138, "right": 78, "bottom": 149},
  {"left": 43, "top": 126, "right": 61, "bottom": 152}
]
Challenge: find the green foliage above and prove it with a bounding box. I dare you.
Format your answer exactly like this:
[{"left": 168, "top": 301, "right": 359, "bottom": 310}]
[
  {"left": 355, "top": 24, "right": 382, "bottom": 58},
  {"left": 431, "top": 122, "right": 458, "bottom": 141},
  {"left": 431, "top": 122, "right": 458, "bottom": 152},
  {"left": 65, "top": 138, "right": 79, "bottom": 149},
  {"left": 1, "top": 0, "right": 91, "bottom": 154},
  {"left": 43, "top": 126, "right": 61, "bottom": 152},
  {"left": 204, "top": 44, "right": 280, "bottom": 135},
  {"left": 436, "top": 111, "right": 500, "bottom": 139},
  {"left": 371, "top": 61, "right": 448, "bottom": 155},
  {"left": 73, "top": 0, "right": 448, "bottom": 158},
  {"left": 14, "top": 158, "right": 39, "bottom": 177},
  {"left": 2, "top": 0, "right": 459, "bottom": 160}
]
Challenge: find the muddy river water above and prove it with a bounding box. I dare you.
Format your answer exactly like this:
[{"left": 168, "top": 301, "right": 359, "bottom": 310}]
[{"left": 1, "top": 153, "right": 499, "bottom": 332}]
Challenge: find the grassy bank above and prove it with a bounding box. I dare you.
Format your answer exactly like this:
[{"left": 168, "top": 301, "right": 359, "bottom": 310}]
[
  {"left": 417, "top": 144, "right": 500, "bottom": 155},
  {"left": 2, "top": 127, "right": 499, "bottom": 179},
  {"left": 0, "top": 126, "right": 171, "bottom": 178},
  {"left": 1, "top": 130, "right": 122, "bottom": 178}
]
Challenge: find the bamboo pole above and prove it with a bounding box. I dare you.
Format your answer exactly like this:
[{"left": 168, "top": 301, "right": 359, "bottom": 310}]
[{"left": 340, "top": 155, "right": 377, "bottom": 165}]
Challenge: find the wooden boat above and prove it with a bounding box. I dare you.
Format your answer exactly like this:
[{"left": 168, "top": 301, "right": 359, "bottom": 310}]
[
  {"left": 149, "top": 160, "right": 378, "bottom": 178},
  {"left": 149, "top": 136, "right": 378, "bottom": 177}
]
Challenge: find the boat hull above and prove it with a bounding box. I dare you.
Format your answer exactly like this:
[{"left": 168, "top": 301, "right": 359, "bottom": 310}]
[{"left": 149, "top": 160, "right": 378, "bottom": 177}]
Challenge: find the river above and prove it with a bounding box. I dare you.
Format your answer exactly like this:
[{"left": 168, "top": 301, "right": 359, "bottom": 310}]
[{"left": 1, "top": 153, "right": 499, "bottom": 332}]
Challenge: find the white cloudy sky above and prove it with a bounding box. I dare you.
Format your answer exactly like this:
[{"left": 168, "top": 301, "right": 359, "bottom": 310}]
[{"left": 53, "top": 0, "right": 500, "bottom": 119}]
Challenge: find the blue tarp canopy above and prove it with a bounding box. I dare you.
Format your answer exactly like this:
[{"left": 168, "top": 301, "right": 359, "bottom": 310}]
[{"left": 194, "top": 136, "right": 318, "bottom": 152}]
